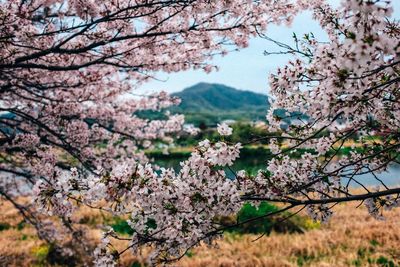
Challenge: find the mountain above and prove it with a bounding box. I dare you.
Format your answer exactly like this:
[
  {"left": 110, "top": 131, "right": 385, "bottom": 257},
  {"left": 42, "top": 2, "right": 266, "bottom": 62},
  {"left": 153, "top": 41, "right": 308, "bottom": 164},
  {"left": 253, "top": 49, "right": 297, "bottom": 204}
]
[{"left": 171, "top": 83, "right": 270, "bottom": 126}]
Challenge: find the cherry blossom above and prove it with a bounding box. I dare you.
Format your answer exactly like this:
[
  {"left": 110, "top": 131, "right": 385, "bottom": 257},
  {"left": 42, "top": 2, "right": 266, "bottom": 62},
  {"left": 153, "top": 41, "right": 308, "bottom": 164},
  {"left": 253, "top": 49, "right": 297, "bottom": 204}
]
[
  {"left": 2, "top": 0, "right": 400, "bottom": 265},
  {"left": 217, "top": 123, "right": 233, "bottom": 136},
  {"left": 262, "top": 0, "right": 400, "bottom": 222},
  {"left": 0, "top": 0, "right": 311, "bottom": 264}
]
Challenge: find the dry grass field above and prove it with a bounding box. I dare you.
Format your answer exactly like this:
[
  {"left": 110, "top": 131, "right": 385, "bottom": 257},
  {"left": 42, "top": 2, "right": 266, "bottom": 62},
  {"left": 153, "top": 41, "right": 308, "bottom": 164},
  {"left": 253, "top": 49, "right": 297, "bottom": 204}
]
[
  {"left": 177, "top": 201, "right": 400, "bottom": 267},
  {"left": 0, "top": 198, "right": 399, "bottom": 267}
]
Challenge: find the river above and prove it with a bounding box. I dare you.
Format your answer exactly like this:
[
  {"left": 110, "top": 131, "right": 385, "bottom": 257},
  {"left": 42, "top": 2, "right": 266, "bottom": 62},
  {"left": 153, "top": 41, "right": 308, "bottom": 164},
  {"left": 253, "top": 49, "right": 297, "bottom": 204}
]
[{"left": 153, "top": 155, "right": 400, "bottom": 188}]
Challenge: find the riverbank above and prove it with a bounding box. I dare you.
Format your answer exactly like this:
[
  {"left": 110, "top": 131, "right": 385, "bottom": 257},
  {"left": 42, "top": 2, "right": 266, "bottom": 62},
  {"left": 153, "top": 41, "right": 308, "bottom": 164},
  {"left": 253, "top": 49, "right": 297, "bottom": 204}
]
[
  {"left": 145, "top": 139, "right": 384, "bottom": 159},
  {"left": 0, "top": 197, "right": 399, "bottom": 266},
  {"left": 146, "top": 145, "right": 400, "bottom": 186}
]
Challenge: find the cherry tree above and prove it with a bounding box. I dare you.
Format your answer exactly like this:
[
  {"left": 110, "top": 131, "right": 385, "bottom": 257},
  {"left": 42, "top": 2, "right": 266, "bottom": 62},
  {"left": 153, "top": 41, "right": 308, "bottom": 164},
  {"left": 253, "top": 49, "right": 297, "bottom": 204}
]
[
  {"left": 262, "top": 0, "right": 400, "bottom": 219},
  {"left": 83, "top": 0, "right": 398, "bottom": 264},
  {"left": 2, "top": 0, "right": 400, "bottom": 265},
  {"left": 0, "top": 0, "right": 310, "bottom": 265}
]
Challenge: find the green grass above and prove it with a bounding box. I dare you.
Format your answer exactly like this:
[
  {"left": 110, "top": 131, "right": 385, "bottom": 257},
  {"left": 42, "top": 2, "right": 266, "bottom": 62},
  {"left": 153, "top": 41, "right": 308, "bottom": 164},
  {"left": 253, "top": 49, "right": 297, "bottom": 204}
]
[
  {"left": 0, "top": 222, "right": 11, "bottom": 231},
  {"left": 224, "top": 202, "right": 308, "bottom": 235},
  {"left": 110, "top": 218, "right": 134, "bottom": 235}
]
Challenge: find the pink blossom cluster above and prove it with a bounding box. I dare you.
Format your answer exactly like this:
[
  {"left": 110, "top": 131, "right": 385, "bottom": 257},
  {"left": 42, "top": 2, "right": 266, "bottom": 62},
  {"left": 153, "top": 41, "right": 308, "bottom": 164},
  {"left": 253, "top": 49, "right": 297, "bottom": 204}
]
[
  {"left": 34, "top": 138, "right": 243, "bottom": 264},
  {"left": 263, "top": 0, "right": 400, "bottom": 220}
]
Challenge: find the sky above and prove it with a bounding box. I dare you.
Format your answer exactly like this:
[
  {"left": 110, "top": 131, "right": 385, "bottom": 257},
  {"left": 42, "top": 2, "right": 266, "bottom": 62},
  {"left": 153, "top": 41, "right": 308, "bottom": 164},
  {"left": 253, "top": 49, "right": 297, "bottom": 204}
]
[{"left": 138, "top": 1, "right": 400, "bottom": 95}]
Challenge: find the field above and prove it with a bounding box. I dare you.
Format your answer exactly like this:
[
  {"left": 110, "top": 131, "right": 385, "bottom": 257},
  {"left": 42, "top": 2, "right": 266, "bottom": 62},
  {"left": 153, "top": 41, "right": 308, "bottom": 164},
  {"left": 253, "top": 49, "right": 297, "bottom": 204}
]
[
  {"left": 177, "top": 202, "right": 400, "bottom": 267},
  {"left": 0, "top": 197, "right": 399, "bottom": 267}
]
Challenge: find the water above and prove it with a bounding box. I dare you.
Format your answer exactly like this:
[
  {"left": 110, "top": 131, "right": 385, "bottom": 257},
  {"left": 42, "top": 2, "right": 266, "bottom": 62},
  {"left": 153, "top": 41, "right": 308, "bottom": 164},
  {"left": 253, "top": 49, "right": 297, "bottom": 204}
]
[
  {"left": 344, "top": 164, "right": 400, "bottom": 187},
  {"left": 153, "top": 156, "right": 400, "bottom": 188}
]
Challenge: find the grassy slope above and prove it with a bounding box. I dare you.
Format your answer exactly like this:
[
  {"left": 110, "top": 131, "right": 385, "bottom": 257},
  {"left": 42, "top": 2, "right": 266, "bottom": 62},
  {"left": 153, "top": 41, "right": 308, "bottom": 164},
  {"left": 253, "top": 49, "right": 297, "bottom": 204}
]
[
  {"left": 1, "top": 197, "right": 399, "bottom": 266},
  {"left": 178, "top": 201, "right": 400, "bottom": 267}
]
